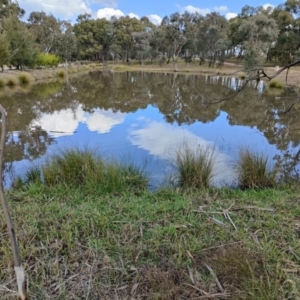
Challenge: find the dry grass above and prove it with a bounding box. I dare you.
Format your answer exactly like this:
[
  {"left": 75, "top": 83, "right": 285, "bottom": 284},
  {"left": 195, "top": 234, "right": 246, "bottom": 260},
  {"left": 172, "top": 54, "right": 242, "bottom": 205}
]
[{"left": 6, "top": 77, "right": 17, "bottom": 87}]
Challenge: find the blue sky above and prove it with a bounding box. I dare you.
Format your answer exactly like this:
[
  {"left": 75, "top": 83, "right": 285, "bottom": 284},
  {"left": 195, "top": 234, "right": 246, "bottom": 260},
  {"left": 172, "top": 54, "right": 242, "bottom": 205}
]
[{"left": 20, "top": 0, "right": 284, "bottom": 24}]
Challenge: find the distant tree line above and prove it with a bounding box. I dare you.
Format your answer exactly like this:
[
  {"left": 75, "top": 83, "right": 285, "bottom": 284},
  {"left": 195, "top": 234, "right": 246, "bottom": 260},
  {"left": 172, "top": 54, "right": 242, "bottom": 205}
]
[{"left": 1, "top": 0, "right": 300, "bottom": 71}]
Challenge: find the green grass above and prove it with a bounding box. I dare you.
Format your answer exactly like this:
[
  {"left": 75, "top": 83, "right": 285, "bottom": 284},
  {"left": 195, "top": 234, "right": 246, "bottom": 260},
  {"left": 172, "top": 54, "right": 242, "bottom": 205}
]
[
  {"left": 269, "top": 79, "right": 284, "bottom": 89},
  {"left": 1, "top": 186, "right": 300, "bottom": 299},
  {"left": 18, "top": 73, "right": 30, "bottom": 85},
  {"left": 172, "top": 142, "right": 215, "bottom": 189},
  {"left": 20, "top": 148, "right": 148, "bottom": 194},
  {"left": 237, "top": 147, "right": 276, "bottom": 189}
]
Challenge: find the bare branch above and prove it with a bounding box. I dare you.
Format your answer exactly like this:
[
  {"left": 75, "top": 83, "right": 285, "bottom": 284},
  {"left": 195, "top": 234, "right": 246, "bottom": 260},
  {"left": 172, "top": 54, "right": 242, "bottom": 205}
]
[{"left": 0, "top": 105, "right": 28, "bottom": 299}]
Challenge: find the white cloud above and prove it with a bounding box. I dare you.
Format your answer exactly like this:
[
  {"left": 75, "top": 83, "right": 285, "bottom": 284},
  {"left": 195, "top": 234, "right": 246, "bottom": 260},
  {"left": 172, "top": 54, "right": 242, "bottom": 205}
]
[
  {"left": 129, "top": 121, "right": 236, "bottom": 186},
  {"left": 214, "top": 6, "right": 228, "bottom": 13},
  {"left": 147, "top": 14, "right": 162, "bottom": 25},
  {"left": 225, "top": 12, "right": 238, "bottom": 20},
  {"left": 128, "top": 12, "right": 140, "bottom": 19},
  {"left": 32, "top": 106, "right": 125, "bottom": 137},
  {"left": 263, "top": 3, "right": 275, "bottom": 10},
  {"left": 184, "top": 5, "right": 210, "bottom": 15},
  {"left": 96, "top": 8, "right": 142, "bottom": 20},
  {"left": 96, "top": 7, "right": 124, "bottom": 19},
  {"left": 20, "top": 0, "right": 92, "bottom": 19}
]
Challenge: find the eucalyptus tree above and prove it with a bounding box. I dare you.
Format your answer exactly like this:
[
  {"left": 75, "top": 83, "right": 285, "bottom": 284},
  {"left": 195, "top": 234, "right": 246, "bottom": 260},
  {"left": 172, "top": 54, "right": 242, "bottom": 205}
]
[
  {"left": 73, "top": 14, "right": 103, "bottom": 60},
  {"left": 0, "top": 0, "right": 24, "bottom": 20},
  {"left": 131, "top": 31, "right": 152, "bottom": 65},
  {"left": 264, "top": 4, "right": 298, "bottom": 63},
  {"left": 196, "top": 13, "right": 229, "bottom": 67},
  {"left": 160, "top": 12, "right": 192, "bottom": 71},
  {"left": 54, "top": 21, "right": 77, "bottom": 64},
  {"left": 93, "top": 18, "right": 115, "bottom": 62},
  {"left": 148, "top": 23, "right": 169, "bottom": 64},
  {"left": 27, "top": 11, "right": 61, "bottom": 54},
  {"left": 238, "top": 13, "right": 279, "bottom": 70},
  {"left": 228, "top": 16, "right": 245, "bottom": 58},
  {"left": 112, "top": 16, "right": 145, "bottom": 62}
]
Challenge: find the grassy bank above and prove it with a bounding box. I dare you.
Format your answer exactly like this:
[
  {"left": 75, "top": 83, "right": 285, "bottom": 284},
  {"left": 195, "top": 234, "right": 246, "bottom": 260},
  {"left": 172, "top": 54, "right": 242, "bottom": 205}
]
[
  {"left": 0, "top": 63, "right": 102, "bottom": 90},
  {"left": 1, "top": 185, "right": 300, "bottom": 299},
  {"left": 1, "top": 59, "right": 299, "bottom": 94},
  {"left": 0, "top": 111, "right": 299, "bottom": 299}
]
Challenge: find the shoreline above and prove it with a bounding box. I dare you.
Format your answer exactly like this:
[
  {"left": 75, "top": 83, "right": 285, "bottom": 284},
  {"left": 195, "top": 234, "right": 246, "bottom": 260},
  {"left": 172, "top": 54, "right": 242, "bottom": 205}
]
[{"left": 0, "top": 61, "right": 299, "bottom": 96}]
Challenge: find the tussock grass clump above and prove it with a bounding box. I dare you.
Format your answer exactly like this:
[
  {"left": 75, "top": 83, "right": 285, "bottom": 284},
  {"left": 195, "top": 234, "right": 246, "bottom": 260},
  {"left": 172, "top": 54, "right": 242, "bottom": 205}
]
[
  {"left": 57, "top": 69, "right": 67, "bottom": 78},
  {"left": 23, "top": 148, "right": 148, "bottom": 193},
  {"left": 269, "top": 79, "right": 283, "bottom": 89},
  {"left": 173, "top": 142, "right": 215, "bottom": 189},
  {"left": 6, "top": 77, "right": 17, "bottom": 87},
  {"left": 237, "top": 147, "right": 275, "bottom": 189},
  {"left": 18, "top": 73, "right": 30, "bottom": 85}
]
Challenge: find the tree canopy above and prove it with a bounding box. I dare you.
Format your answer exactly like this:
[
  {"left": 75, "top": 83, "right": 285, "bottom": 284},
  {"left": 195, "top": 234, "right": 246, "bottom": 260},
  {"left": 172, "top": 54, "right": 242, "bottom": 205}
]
[{"left": 0, "top": 1, "right": 300, "bottom": 70}]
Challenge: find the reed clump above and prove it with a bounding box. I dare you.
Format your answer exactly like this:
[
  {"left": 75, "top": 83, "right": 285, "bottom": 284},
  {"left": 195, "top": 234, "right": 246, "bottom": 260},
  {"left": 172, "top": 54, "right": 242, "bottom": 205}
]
[
  {"left": 269, "top": 79, "right": 283, "bottom": 89},
  {"left": 18, "top": 73, "right": 30, "bottom": 85},
  {"left": 237, "top": 147, "right": 275, "bottom": 189},
  {"left": 21, "top": 148, "right": 148, "bottom": 194},
  {"left": 6, "top": 77, "right": 17, "bottom": 87},
  {"left": 173, "top": 142, "right": 215, "bottom": 189},
  {"left": 57, "top": 69, "right": 67, "bottom": 78}
]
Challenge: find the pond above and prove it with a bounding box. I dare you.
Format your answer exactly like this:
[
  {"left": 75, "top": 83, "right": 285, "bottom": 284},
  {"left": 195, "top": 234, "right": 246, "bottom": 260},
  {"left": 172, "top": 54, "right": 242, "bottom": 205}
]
[{"left": 2, "top": 71, "right": 300, "bottom": 188}]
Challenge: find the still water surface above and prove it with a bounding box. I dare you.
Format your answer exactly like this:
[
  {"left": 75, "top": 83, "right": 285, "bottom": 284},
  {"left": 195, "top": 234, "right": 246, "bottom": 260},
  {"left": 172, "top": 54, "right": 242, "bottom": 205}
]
[{"left": 3, "top": 71, "right": 300, "bottom": 188}]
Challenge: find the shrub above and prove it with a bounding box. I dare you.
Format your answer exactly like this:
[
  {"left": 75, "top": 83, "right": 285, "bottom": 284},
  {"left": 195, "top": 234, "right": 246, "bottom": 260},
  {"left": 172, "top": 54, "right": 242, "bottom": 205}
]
[
  {"left": 36, "top": 53, "right": 61, "bottom": 68},
  {"left": 240, "top": 74, "right": 246, "bottom": 80},
  {"left": 18, "top": 73, "right": 30, "bottom": 85},
  {"left": 237, "top": 147, "right": 275, "bottom": 189},
  {"left": 269, "top": 79, "right": 283, "bottom": 89},
  {"left": 173, "top": 142, "right": 215, "bottom": 189}
]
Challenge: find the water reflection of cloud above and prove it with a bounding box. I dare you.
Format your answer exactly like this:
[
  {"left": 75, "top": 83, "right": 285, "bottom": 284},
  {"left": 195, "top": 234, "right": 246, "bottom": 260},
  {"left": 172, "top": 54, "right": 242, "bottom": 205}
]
[
  {"left": 82, "top": 109, "right": 124, "bottom": 134},
  {"left": 129, "top": 121, "right": 236, "bottom": 186},
  {"left": 32, "top": 108, "right": 82, "bottom": 137},
  {"left": 31, "top": 106, "right": 125, "bottom": 137}
]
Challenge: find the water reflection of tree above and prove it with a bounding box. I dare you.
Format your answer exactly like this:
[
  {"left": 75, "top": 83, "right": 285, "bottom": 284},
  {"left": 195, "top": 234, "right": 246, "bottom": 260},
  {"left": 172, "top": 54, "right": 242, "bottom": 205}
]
[
  {"left": 5, "top": 127, "right": 55, "bottom": 162},
  {"left": 2, "top": 71, "right": 300, "bottom": 165}
]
